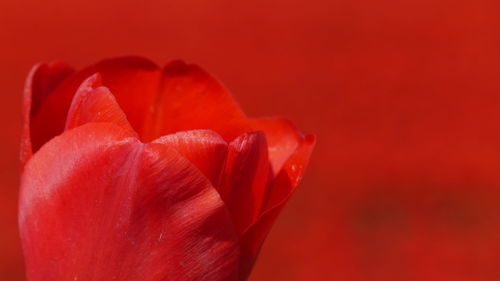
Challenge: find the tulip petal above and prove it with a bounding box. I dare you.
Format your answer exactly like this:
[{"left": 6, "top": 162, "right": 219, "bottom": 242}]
[
  {"left": 31, "top": 57, "right": 250, "bottom": 151},
  {"left": 21, "top": 62, "right": 74, "bottom": 167},
  {"left": 64, "top": 74, "right": 137, "bottom": 136},
  {"left": 152, "top": 130, "right": 228, "bottom": 185},
  {"left": 249, "top": 117, "right": 304, "bottom": 176},
  {"left": 20, "top": 123, "right": 240, "bottom": 281},
  {"left": 262, "top": 134, "right": 316, "bottom": 211},
  {"left": 219, "top": 132, "right": 271, "bottom": 235},
  {"left": 142, "top": 61, "right": 250, "bottom": 142},
  {"left": 238, "top": 134, "right": 315, "bottom": 280}
]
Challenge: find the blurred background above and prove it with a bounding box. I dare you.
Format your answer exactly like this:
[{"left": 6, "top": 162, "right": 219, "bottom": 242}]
[{"left": 2, "top": 0, "right": 500, "bottom": 280}]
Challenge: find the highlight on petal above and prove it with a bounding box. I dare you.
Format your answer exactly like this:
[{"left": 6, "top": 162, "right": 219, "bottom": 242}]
[
  {"left": 218, "top": 132, "right": 271, "bottom": 234},
  {"left": 64, "top": 74, "right": 136, "bottom": 136},
  {"left": 238, "top": 134, "right": 316, "bottom": 280},
  {"left": 263, "top": 134, "right": 316, "bottom": 211},
  {"left": 19, "top": 123, "right": 240, "bottom": 281},
  {"left": 21, "top": 62, "right": 74, "bottom": 167},
  {"left": 152, "top": 130, "right": 228, "bottom": 185},
  {"left": 249, "top": 117, "right": 304, "bottom": 175}
]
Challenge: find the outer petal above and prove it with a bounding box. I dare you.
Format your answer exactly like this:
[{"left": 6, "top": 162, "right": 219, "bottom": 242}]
[
  {"left": 219, "top": 132, "right": 270, "bottom": 235},
  {"left": 262, "top": 134, "right": 316, "bottom": 211},
  {"left": 152, "top": 130, "right": 228, "bottom": 185},
  {"left": 21, "top": 62, "right": 74, "bottom": 167},
  {"left": 64, "top": 74, "right": 136, "bottom": 136},
  {"left": 19, "top": 123, "right": 240, "bottom": 281},
  {"left": 31, "top": 57, "right": 250, "bottom": 150},
  {"left": 249, "top": 117, "right": 304, "bottom": 175},
  {"left": 238, "top": 134, "right": 315, "bottom": 280}
]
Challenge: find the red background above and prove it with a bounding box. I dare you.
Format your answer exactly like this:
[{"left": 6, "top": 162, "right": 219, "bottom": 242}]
[{"left": 2, "top": 0, "right": 500, "bottom": 280}]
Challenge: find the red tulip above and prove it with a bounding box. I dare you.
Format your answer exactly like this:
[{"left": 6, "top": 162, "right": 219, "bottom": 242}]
[{"left": 19, "top": 57, "right": 315, "bottom": 281}]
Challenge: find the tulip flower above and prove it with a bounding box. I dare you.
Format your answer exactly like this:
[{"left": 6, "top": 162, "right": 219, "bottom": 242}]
[{"left": 19, "top": 57, "right": 315, "bottom": 281}]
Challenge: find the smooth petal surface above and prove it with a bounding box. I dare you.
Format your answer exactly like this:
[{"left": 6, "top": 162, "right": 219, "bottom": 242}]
[
  {"left": 31, "top": 57, "right": 250, "bottom": 151},
  {"left": 219, "top": 132, "right": 270, "bottom": 235},
  {"left": 64, "top": 74, "right": 136, "bottom": 136},
  {"left": 249, "top": 117, "right": 303, "bottom": 175},
  {"left": 143, "top": 61, "right": 250, "bottom": 142},
  {"left": 21, "top": 62, "right": 74, "bottom": 166},
  {"left": 153, "top": 130, "right": 228, "bottom": 185},
  {"left": 20, "top": 123, "right": 240, "bottom": 281},
  {"left": 239, "top": 134, "right": 316, "bottom": 280}
]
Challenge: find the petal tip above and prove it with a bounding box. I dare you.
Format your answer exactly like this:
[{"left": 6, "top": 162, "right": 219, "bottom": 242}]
[
  {"left": 95, "top": 56, "right": 159, "bottom": 70},
  {"left": 304, "top": 133, "right": 316, "bottom": 145},
  {"left": 163, "top": 60, "right": 190, "bottom": 75}
]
